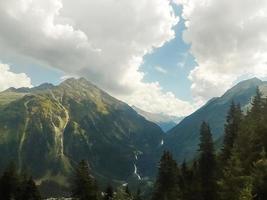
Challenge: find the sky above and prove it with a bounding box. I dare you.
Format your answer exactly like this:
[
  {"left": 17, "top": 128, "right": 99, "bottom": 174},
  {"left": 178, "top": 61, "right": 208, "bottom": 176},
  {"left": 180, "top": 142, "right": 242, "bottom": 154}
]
[{"left": 1, "top": 0, "right": 267, "bottom": 117}]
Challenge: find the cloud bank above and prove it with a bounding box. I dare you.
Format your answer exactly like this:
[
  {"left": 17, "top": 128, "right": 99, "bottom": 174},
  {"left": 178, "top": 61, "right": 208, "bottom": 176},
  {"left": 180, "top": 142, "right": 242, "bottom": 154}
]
[
  {"left": 175, "top": 0, "right": 267, "bottom": 103},
  {"left": 0, "top": 63, "right": 32, "bottom": 91},
  {"left": 0, "top": 0, "right": 193, "bottom": 116}
]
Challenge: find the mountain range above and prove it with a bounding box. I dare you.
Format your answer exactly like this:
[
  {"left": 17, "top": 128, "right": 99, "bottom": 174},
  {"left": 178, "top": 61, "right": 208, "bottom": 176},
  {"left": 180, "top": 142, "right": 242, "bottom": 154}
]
[
  {"left": 0, "top": 77, "right": 266, "bottom": 196},
  {"left": 165, "top": 77, "right": 267, "bottom": 162}
]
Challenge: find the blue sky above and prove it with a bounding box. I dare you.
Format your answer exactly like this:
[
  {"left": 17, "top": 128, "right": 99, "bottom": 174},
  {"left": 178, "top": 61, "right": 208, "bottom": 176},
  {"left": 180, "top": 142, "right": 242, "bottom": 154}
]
[
  {"left": 9, "top": 63, "right": 64, "bottom": 86},
  {"left": 142, "top": 5, "right": 196, "bottom": 102}
]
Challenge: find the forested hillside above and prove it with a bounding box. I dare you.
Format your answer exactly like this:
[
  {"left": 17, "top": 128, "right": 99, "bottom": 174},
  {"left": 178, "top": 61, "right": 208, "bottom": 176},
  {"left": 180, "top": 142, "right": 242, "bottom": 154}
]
[
  {"left": 151, "top": 87, "right": 267, "bottom": 200},
  {"left": 165, "top": 78, "right": 267, "bottom": 162}
]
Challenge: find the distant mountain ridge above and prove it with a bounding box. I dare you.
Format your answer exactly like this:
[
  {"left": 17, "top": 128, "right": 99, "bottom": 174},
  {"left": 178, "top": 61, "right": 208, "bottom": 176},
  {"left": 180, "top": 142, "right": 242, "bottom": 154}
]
[
  {"left": 0, "top": 78, "right": 164, "bottom": 191},
  {"left": 132, "top": 106, "right": 183, "bottom": 132},
  {"left": 165, "top": 78, "right": 267, "bottom": 162}
]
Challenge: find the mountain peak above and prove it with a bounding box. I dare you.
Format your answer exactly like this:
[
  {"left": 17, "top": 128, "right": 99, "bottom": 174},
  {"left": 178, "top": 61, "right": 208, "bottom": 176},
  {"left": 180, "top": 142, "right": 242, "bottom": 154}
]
[
  {"left": 32, "top": 83, "right": 54, "bottom": 91},
  {"left": 237, "top": 77, "right": 262, "bottom": 85},
  {"left": 231, "top": 77, "right": 262, "bottom": 91},
  {"left": 222, "top": 77, "right": 262, "bottom": 100},
  {"left": 3, "top": 87, "right": 31, "bottom": 93},
  {"left": 3, "top": 87, "right": 17, "bottom": 92},
  {"left": 61, "top": 77, "right": 95, "bottom": 87},
  {"left": 59, "top": 77, "right": 100, "bottom": 92}
]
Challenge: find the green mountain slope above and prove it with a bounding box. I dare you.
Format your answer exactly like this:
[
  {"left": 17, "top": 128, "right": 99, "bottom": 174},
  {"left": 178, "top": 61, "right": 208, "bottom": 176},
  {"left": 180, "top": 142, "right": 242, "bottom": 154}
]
[
  {"left": 165, "top": 78, "right": 267, "bottom": 162},
  {"left": 0, "top": 78, "right": 164, "bottom": 188}
]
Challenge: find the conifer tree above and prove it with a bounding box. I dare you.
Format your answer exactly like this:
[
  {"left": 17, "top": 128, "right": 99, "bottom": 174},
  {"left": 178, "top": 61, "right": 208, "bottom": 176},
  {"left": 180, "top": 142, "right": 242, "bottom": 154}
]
[
  {"left": 251, "top": 87, "right": 265, "bottom": 153},
  {"left": 218, "top": 149, "right": 250, "bottom": 200},
  {"left": 180, "top": 160, "right": 188, "bottom": 187},
  {"left": 189, "top": 160, "right": 201, "bottom": 200},
  {"left": 238, "top": 183, "right": 254, "bottom": 200},
  {"left": 250, "top": 87, "right": 263, "bottom": 119},
  {"left": 251, "top": 149, "right": 267, "bottom": 200},
  {"left": 20, "top": 177, "right": 41, "bottom": 200},
  {"left": 133, "top": 188, "right": 142, "bottom": 200},
  {"left": 180, "top": 160, "right": 193, "bottom": 200},
  {"left": 236, "top": 89, "right": 265, "bottom": 169},
  {"left": 125, "top": 185, "right": 131, "bottom": 197},
  {"left": 221, "top": 101, "right": 242, "bottom": 163},
  {"left": 104, "top": 185, "right": 114, "bottom": 200},
  {"left": 71, "top": 160, "right": 99, "bottom": 200},
  {"left": 262, "top": 99, "right": 267, "bottom": 150},
  {"left": 0, "top": 162, "right": 20, "bottom": 200},
  {"left": 198, "top": 122, "right": 217, "bottom": 200},
  {"left": 151, "top": 151, "right": 181, "bottom": 200},
  {"left": 0, "top": 162, "right": 42, "bottom": 200},
  {"left": 114, "top": 187, "right": 132, "bottom": 200},
  {"left": 15, "top": 172, "right": 29, "bottom": 200}
]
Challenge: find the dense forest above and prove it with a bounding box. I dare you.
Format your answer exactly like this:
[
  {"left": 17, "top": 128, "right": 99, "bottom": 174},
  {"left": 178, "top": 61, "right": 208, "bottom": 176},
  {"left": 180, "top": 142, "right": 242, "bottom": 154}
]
[
  {"left": 1, "top": 87, "right": 267, "bottom": 200},
  {"left": 0, "top": 162, "right": 41, "bottom": 200}
]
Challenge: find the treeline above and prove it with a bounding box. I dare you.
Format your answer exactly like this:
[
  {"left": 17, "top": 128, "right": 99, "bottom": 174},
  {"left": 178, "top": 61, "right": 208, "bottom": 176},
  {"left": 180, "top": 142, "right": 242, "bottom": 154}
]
[
  {"left": 0, "top": 159, "right": 142, "bottom": 200},
  {"left": 151, "top": 87, "right": 267, "bottom": 200},
  {"left": 71, "top": 160, "right": 142, "bottom": 200},
  {"left": 0, "top": 162, "right": 41, "bottom": 200}
]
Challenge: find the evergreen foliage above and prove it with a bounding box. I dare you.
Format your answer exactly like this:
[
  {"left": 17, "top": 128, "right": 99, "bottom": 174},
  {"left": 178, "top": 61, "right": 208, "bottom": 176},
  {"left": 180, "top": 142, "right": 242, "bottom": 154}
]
[
  {"left": 71, "top": 160, "right": 99, "bottom": 200},
  {"left": 113, "top": 187, "right": 132, "bottom": 200},
  {"left": 251, "top": 150, "right": 267, "bottom": 200},
  {"left": 198, "top": 122, "right": 217, "bottom": 200},
  {"left": 104, "top": 185, "right": 114, "bottom": 200},
  {"left": 151, "top": 86, "right": 267, "bottom": 200},
  {"left": 0, "top": 162, "right": 41, "bottom": 200},
  {"left": 218, "top": 149, "right": 251, "bottom": 200},
  {"left": 151, "top": 151, "right": 181, "bottom": 200},
  {"left": 218, "top": 87, "right": 267, "bottom": 200},
  {"left": 221, "top": 101, "right": 242, "bottom": 163},
  {"left": 133, "top": 188, "right": 142, "bottom": 200},
  {"left": 238, "top": 183, "right": 254, "bottom": 200},
  {"left": 20, "top": 177, "right": 42, "bottom": 200},
  {"left": 179, "top": 160, "right": 200, "bottom": 200},
  {"left": 125, "top": 185, "right": 131, "bottom": 197},
  {"left": 250, "top": 87, "right": 263, "bottom": 119}
]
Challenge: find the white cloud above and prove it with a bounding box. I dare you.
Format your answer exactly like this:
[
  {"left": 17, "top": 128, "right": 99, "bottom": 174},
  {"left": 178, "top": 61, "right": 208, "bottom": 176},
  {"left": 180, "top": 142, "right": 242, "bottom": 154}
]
[
  {"left": 0, "top": 0, "right": 177, "bottom": 94},
  {"left": 155, "top": 65, "right": 168, "bottom": 74},
  {"left": 175, "top": 0, "right": 267, "bottom": 104},
  {"left": 0, "top": 0, "right": 194, "bottom": 116},
  {"left": 0, "top": 63, "right": 32, "bottom": 91},
  {"left": 119, "top": 82, "right": 194, "bottom": 116}
]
